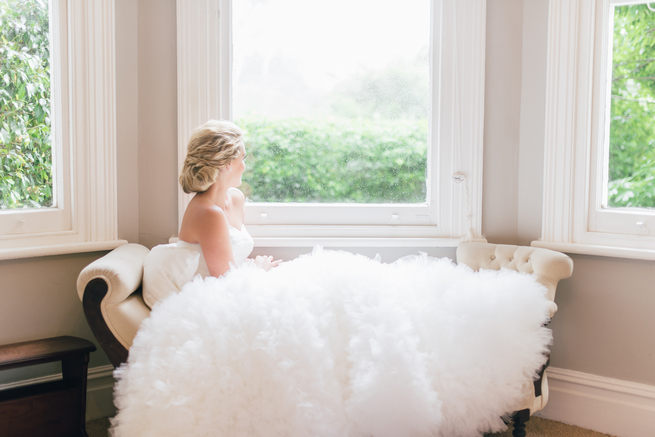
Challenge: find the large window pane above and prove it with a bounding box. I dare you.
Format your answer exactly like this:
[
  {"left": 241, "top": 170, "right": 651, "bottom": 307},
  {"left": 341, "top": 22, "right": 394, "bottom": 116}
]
[
  {"left": 607, "top": 2, "right": 655, "bottom": 209},
  {"left": 0, "top": 0, "right": 52, "bottom": 210},
  {"left": 233, "top": 0, "right": 430, "bottom": 203}
]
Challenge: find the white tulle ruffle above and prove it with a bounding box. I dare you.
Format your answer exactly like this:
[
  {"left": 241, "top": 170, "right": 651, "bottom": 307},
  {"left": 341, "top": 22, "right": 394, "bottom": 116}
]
[{"left": 112, "top": 248, "right": 552, "bottom": 437}]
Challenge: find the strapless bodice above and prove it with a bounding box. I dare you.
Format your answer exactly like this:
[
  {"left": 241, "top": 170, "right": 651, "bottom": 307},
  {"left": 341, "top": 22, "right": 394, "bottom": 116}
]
[
  {"left": 142, "top": 225, "right": 254, "bottom": 308},
  {"left": 228, "top": 224, "right": 255, "bottom": 265},
  {"left": 176, "top": 224, "right": 254, "bottom": 272}
]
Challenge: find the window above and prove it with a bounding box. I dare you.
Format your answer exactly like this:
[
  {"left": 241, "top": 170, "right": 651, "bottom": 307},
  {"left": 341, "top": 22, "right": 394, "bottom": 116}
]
[
  {"left": 604, "top": 2, "right": 655, "bottom": 211},
  {"left": 1, "top": 0, "right": 52, "bottom": 210},
  {"left": 535, "top": 0, "right": 655, "bottom": 260},
  {"left": 176, "top": 0, "right": 486, "bottom": 245},
  {"left": 233, "top": 0, "right": 429, "bottom": 206},
  {"left": 0, "top": 0, "right": 121, "bottom": 259}
]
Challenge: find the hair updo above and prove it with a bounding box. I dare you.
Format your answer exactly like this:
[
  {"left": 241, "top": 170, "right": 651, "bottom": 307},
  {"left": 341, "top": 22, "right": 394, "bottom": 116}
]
[{"left": 179, "top": 120, "right": 245, "bottom": 193}]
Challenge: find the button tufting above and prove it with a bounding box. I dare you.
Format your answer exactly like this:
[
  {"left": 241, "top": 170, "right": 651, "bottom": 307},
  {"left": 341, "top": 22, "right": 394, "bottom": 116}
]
[{"left": 490, "top": 255, "right": 496, "bottom": 260}]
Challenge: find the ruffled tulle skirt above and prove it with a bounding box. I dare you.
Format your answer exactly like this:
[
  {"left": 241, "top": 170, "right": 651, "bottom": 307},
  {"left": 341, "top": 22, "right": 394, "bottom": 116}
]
[{"left": 111, "top": 248, "right": 552, "bottom": 437}]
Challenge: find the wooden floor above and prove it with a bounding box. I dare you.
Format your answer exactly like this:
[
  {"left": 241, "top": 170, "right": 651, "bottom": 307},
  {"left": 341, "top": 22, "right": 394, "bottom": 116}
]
[{"left": 87, "top": 416, "right": 615, "bottom": 437}]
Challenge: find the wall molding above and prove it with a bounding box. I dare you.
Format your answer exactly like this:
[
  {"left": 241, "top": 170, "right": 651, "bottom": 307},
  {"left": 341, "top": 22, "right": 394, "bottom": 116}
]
[
  {"left": 0, "top": 364, "right": 116, "bottom": 421},
  {"left": 538, "top": 366, "right": 655, "bottom": 437},
  {"left": 5, "top": 363, "right": 655, "bottom": 431}
]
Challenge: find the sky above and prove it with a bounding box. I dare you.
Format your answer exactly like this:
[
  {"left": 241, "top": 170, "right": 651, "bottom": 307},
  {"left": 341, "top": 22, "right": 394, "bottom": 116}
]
[{"left": 232, "top": 0, "right": 430, "bottom": 118}]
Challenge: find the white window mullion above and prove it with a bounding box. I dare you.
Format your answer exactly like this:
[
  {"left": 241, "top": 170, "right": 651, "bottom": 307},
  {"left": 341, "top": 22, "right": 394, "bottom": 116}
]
[
  {"left": 51, "top": 0, "right": 71, "bottom": 230},
  {"left": 540, "top": 0, "right": 588, "bottom": 244},
  {"left": 175, "top": 0, "right": 228, "bottom": 227},
  {"left": 68, "top": 0, "right": 118, "bottom": 243},
  {"left": 439, "top": 0, "right": 485, "bottom": 238},
  {"left": 572, "top": 0, "right": 597, "bottom": 246}
]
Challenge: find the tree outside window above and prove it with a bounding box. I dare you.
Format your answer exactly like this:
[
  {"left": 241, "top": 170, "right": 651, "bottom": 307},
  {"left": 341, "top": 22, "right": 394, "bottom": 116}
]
[
  {"left": 608, "top": 3, "right": 655, "bottom": 209},
  {"left": 0, "top": 0, "right": 52, "bottom": 210},
  {"left": 233, "top": 0, "right": 429, "bottom": 205}
]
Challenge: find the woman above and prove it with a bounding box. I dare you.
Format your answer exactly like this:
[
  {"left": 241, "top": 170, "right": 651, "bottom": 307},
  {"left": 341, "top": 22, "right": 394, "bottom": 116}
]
[
  {"left": 177, "top": 119, "right": 280, "bottom": 277},
  {"left": 142, "top": 120, "right": 280, "bottom": 308},
  {"left": 117, "top": 123, "right": 554, "bottom": 437}
]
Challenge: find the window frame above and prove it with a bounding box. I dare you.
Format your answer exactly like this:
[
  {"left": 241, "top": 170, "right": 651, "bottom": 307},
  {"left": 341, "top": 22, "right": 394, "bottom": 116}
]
[
  {"left": 176, "top": 0, "right": 486, "bottom": 246},
  {"left": 0, "top": 0, "right": 123, "bottom": 260},
  {"left": 534, "top": 0, "right": 655, "bottom": 260}
]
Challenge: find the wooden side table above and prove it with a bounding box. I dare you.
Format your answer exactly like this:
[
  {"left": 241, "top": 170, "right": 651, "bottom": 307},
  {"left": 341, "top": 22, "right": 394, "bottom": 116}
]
[{"left": 0, "top": 336, "right": 96, "bottom": 437}]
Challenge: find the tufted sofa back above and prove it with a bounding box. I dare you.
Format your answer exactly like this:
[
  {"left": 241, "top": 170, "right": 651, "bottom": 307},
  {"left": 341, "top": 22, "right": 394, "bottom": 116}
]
[
  {"left": 456, "top": 241, "right": 574, "bottom": 416},
  {"left": 456, "top": 242, "right": 573, "bottom": 303}
]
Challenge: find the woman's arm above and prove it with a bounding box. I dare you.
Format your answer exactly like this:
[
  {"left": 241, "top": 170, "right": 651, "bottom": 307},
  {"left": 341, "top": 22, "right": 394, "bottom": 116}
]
[
  {"left": 229, "top": 188, "right": 282, "bottom": 270},
  {"left": 197, "top": 206, "right": 234, "bottom": 277}
]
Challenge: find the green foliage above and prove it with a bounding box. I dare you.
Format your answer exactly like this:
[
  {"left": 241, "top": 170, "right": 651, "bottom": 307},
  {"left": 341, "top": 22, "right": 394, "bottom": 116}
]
[
  {"left": 0, "top": 0, "right": 52, "bottom": 209},
  {"left": 3, "top": 1, "right": 652, "bottom": 210},
  {"left": 238, "top": 117, "right": 427, "bottom": 203},
  {"left": 608, "top": 4, "right": 655, "bottom": 208}
]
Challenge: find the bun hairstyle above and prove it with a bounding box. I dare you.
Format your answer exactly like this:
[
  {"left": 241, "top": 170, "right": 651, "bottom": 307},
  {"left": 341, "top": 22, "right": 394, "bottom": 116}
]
[{"left": 179, "top": 120, "right": 245, "bottom": 193}]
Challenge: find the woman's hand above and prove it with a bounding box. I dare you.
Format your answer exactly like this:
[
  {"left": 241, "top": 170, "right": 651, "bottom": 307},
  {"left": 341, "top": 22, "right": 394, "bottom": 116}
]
[{"left": 253, "top": 255, "right": 282, "bottom": 271}]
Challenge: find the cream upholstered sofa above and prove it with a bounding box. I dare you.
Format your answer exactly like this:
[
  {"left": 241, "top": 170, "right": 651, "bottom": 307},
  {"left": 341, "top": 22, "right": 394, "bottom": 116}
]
[
  {"left": 456, "top": 242, "right": 573, "bottom": 436},
  {"left": 77, "top": 241, "right": 572, "bottom": 437}
]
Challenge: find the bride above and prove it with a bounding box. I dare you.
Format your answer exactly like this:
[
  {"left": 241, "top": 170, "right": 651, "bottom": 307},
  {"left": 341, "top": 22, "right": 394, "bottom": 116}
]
[
  {"left": 141, "top": 120, "right": 280, "bottom": 307},
  {"left": 115, "top": 120, "right": 553, "bottom": 437},
  {"left": 177, "top": 120, "right": 280, "bottom": 276}
]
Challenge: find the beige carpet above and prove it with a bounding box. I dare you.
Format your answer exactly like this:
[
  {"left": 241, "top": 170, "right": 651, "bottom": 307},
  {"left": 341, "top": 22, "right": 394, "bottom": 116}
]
[
  {"left": 87, "top": 416, "right": 614, "bottom": 437},
  {"left": 487, "top": 416, "right": 615, "bottom": 436}
]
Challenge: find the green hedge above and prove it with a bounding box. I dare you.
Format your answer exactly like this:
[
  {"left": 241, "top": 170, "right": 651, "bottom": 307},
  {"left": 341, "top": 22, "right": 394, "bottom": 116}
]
[
  {"left": 238, "top": 117, "right": 427, "bottom": 203},
  {"left": 1, "top": 1, "right": 653, "bottom": 210}
]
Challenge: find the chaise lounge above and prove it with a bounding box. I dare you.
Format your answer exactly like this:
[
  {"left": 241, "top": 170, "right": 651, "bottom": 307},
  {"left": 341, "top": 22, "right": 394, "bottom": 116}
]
[{"left": 77, "top": 241, "right": 573, "bottom": 436}]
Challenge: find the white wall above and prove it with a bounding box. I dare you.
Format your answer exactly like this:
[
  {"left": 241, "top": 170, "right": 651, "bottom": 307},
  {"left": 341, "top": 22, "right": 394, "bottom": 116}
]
[
  {"left": 517, "top": 0, "right": 547, "bottom": 244},
  {"left": 483, "top": 0, "right": 523, "bottom": 244},
  {"left": 137, "top": 0, "right": 179, "bottom": 248},
  {"left": 116, "top": 0, "right": 139, "bottom": 244}
]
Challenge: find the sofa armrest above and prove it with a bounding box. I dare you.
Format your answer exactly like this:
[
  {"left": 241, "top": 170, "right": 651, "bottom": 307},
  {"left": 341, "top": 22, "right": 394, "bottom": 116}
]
[
  {"left": 77, "top": 243, "right": 150, "bottom": 367},
  {"left": 76, "top": 243, "right": 149, "bottom": 305},
  {"left": 456, "top": 241, "right": 574, "bottom": 418}
]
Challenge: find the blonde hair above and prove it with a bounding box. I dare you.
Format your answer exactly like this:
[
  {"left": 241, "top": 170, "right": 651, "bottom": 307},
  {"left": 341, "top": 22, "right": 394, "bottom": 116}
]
[{"left": 179, "top": 120, "right": 244, "bottom": 193}]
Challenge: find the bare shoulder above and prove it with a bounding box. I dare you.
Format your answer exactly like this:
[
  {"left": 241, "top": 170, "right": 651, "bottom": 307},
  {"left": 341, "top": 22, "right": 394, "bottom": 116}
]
[
  {"left": 180, "top": 199, "right": 229, "bottom": 242},
  {"left": 197, "top": 203, "right": 230, "bottom": 231}
]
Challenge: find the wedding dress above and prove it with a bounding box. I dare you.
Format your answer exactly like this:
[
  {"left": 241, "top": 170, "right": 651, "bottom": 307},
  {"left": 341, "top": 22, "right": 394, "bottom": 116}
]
[
  {"left": 114, "top": 233, "right": 554, "bottom": 437},
  {"left": 141, "top": 224, "right": 254, "bottom": 308},
  {"left": 226, "top": 224, "right": 255, "bottom": 264}
]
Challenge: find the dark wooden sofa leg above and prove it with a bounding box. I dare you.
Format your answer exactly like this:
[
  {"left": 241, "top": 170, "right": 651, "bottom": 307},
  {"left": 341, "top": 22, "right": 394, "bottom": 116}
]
[
  {"left": 82, "top": 278, "right": 129, "bottom": 367},
  {"left": 511, "top": 409, "right": 530, "bottom": 437}
]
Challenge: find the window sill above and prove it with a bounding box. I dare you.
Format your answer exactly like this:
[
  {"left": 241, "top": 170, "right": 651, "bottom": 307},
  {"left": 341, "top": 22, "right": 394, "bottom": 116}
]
[
  {"left": 531, "top": 240, "right": 655, "bottom": 261},
  {"left": 0, "top": 240, "right": 128, "bottom": 261},
  {"left": 254, "top": 237, "right": 463, "bottom": 248}
]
